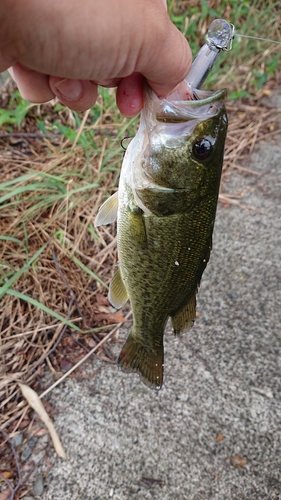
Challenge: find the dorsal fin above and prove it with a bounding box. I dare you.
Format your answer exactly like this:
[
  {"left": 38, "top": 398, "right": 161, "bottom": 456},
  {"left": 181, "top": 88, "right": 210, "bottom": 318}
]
[
  {"left": 94, "top": 191, "right": 118, "bottom": 227},
  {"left": 171, "top": 240, "right": 212, "bottom": 334},
  {"left": 171, "top": 293, "right": 196, "bottom": 334}
]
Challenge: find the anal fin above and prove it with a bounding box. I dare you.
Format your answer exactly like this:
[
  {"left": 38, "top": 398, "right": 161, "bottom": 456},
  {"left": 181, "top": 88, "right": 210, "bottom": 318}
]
[
  {"left": 171, "top": 293, "right": 196, "bottom": 335},
  {"left": 108, "top": 263, "right": 128, "bottom": 309},
  {"left": 118, "top": 333, "right": 164, "bottom": 390}
]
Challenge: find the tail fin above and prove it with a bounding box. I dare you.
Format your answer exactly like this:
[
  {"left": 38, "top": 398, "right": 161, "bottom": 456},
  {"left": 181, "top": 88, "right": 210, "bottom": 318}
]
[{"left": 118, "top": 334, "right": 164, "bottom": 390}]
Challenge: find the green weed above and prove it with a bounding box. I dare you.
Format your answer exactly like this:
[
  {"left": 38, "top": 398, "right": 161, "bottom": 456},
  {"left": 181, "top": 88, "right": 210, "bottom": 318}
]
[{"left": 0, "top": 90, "right": 35, "bottom": 127}]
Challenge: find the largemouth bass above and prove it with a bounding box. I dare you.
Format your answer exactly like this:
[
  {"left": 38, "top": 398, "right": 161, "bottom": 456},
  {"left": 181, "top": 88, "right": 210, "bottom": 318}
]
[{"left": 95, "top": 83, "right": 227, "bottom": 389}]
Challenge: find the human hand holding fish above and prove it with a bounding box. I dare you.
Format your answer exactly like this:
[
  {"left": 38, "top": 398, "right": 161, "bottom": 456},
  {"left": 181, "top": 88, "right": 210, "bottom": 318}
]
[
  {"left": 95, "top": 20, "right": 231, "bottom": 390},
  {"left": 0, "top": 0, "right": 191, "bottom": 115}
]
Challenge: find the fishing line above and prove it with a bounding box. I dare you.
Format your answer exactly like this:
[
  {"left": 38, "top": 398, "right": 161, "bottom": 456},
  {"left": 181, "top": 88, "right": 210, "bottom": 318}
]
[{"left": 234, "top": 33, "right": 281, "bottom": 46}]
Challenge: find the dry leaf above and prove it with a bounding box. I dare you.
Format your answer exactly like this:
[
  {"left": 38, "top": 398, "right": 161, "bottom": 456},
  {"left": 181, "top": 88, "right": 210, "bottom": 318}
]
[
  {"left": 19, "top": 383, "right": 67, "bottom": 460},
  {"left": 0, "top": 471, "right": 13, "bottom": 479},
  {"left": 42, "top": 400, "right": 56, "bottom": 415},
  {"left": 32, "top": 426, "right": 48, "bottom": 437},
  {"left": 96, "top": 294, "right": 109, "bottom": 305},
  {"left": 18, "top": 418, "right": 31, "bottom": 429},
  {"left": 216, "top": 432, "right": 224, "bottom": 442},
  {"left": 19, "top": 489, "right": 30, "bottom": 498},
  {"left": 85, "top": 337, "right": 97, "bottom": 348},
  {"left": 95, "top": 312, "right": 126, "bottom": 323},
  {"left": 0, "top": 490, "right": 11, "bottom": 500},
  {"left": 232, "top": 455, "right": 247, "bottom": 468},
  {"left": 60, "top": 359, "right": 73, "bottom": 371},
  {"left": 97, "top": 305, "right": 110, "bottom": 314},
  {"left": 21, "top": 462, "right": 35, "bottom": 472},
  {"left": 45, "top": 458, "right": 53, "bottom": 468}
]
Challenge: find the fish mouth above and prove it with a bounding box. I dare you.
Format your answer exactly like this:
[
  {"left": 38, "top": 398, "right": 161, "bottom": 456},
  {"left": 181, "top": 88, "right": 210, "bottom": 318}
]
[
  {"left": 150, "top": 88, "right": 227, "bottom": 124},
  {"left": 129, "top": 85, "right": 228, "bottom": 216},
  {"left": 141, "top": 86, "right": 227, "bottom": 156}
]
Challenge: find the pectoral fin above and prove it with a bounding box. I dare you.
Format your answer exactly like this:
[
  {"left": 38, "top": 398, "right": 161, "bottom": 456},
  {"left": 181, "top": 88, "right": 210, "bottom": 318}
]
[
  {"left": 128, "top": 203, "right": 147, "bottom": 249},
  {"left": 94, "top": 191, "right": 118, "bottom": 227},
  {"left": 108, "top": 263, "right": 128, "bottom": 309},
  {"left": 171, "top": 293, "right": 196, "bottom": 335}
]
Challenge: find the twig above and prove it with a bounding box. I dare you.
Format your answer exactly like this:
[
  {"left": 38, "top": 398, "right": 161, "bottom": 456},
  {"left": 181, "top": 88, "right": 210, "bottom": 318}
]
[
  {"left": 0, "top": 316, "right": 127, "bottom": 431},
  {"left": 0, "top": 132, "right": 58, "bottom": 140},
  {"left": 90, "top": 331, "right": 113, "bottom": 360},
  {"left": 0, "top": 472, "right": 14, "bottom": 493},
  {"left": 65, "top": 333, "right": 90, "bottom": 353},
  {"left": 141, "top": 476, "right": 165, "bottom": 487},
  {"left": 24, "top": 324, "right": 66, "bottom": 380},
  {"left": 232, "top": 164, "right": 261, "bottom": 176},
  {"left": 1, "top": 429, "right": 22, "bottom": 500},
  {"left": 259, "top": 128, "right": 281, "bottom": 141},
  {"left": 39, "top": 311, "right": 132, "bottom": 400},
  {"left": 95, "top": 237, "right": 117, "bottom": 258},
  {"left": 52, "top": 250, "right": 90, "bottom": 329},
  {"left": 71, "top": 109, "right": 90, "bottom": 149},
  {"left": 52, "top": 250, "right": 113, "bottom": 358}
]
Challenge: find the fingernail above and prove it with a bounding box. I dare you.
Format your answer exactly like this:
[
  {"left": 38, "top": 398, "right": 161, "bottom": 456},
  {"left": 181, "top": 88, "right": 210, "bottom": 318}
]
[{"left": 54, "top": 79, "right": 83, "bottom": 101}]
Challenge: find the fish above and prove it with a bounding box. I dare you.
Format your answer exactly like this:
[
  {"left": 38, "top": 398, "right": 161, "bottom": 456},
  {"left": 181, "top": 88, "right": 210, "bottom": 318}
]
[{"left": 95, "top": 82, "right": 228, "bottom": 389}]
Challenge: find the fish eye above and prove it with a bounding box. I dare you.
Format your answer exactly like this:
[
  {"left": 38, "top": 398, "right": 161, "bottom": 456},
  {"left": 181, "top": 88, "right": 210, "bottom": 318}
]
[{"left": 192, "top": 139, "right": 213, "bottom": 160}]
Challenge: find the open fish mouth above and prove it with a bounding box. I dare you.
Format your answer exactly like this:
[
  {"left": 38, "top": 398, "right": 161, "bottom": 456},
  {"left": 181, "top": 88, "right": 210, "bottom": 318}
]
[
  {"left": 130, "top": 85, "right": 228, "bottom": 215},
  {"left": 155, "top": 88, "right": 227, "bottom": 123},
  {"left": 137, "top": 86, "right": 227, "bottom": 162}
]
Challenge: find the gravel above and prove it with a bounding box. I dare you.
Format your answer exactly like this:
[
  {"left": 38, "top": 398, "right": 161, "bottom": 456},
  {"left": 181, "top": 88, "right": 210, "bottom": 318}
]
[
  {"left": 21, "top": 445, "right": 32, "bottom": 463},
  {"left": 11, "top": 433, "right": 23, "bottom": 447},
  {"left": 33, "top": 475, "right": 44, "bottom": 497}
]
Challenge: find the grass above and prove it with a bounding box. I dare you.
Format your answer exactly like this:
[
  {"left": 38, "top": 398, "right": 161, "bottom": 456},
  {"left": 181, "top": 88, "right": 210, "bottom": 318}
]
[{"left": 0, "top": 0, "right": 281, "bottom": 434}]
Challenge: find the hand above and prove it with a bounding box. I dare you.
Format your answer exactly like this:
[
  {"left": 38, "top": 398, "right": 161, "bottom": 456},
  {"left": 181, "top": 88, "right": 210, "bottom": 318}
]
[{"left": 0, "top": 0, "right": 192, "bottom": 116}]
